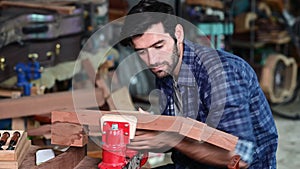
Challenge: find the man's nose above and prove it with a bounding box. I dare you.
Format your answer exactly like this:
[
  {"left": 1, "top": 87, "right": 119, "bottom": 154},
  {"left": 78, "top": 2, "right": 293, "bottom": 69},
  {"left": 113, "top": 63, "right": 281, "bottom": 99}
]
[{"left": 147, "top": 48, "right": 158, "bottom": 65}]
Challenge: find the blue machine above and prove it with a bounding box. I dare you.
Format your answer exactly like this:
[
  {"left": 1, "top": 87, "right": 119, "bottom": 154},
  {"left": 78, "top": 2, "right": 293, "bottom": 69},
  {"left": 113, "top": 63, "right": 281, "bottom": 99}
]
[
  {"left": 0, "top": 54, "right": 42, "bottom": 129},
  {"left": 15, "top": 54, "right": 42, "bottom": 96}
]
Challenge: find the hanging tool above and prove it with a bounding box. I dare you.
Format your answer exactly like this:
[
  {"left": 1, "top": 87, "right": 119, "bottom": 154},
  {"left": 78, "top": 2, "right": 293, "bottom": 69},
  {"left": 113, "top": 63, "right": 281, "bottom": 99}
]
[
  {"left": 0, "top": 132, "right": 10, "bottom": 150},
  {"left": 6, "top": 131, "right": 21, "bottom": 150},
  {"left": 98, "top": 114, "right": 148, "bottom": 169}
]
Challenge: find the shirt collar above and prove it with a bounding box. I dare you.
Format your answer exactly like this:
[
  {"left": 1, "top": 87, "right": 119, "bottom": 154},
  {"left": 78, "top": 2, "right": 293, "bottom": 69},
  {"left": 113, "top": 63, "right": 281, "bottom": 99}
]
[{"left": 177, "top": 40, "right": 197, "bottom": 87}]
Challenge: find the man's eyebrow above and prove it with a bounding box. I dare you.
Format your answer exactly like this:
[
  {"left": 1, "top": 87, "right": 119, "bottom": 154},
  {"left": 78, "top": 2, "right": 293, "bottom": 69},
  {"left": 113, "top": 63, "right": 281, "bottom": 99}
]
[{"left": 134, "top": 40, "right": 164, "bottom": 51}]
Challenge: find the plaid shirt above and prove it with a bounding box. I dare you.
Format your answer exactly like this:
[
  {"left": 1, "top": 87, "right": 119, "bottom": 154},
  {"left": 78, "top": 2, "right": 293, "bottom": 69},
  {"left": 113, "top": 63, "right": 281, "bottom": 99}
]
[{"left": 156, "top": 40, "right": 278, "bottom": 169}]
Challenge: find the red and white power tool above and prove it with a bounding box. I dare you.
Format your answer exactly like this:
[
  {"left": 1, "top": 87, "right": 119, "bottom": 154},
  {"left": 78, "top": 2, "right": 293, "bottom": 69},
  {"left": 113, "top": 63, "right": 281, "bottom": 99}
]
[{"left": 98, "top": 114, "right": 148, "bottom": 169}]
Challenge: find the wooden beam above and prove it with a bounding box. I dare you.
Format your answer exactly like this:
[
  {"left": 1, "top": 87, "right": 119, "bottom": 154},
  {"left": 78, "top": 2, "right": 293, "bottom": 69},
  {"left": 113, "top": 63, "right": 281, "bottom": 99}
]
[
  {"left": 0, "top": 1, "right": 76, "bottom": 15},
  {"left": 0, "top": 88, "right": 105, "bottom": 120},
  {"left": 51, "top": 110, "right": 238, "bottom": 151},
  {"left": 185, "top": 0, "right": 224, "bottom": 9},
  {"left": 0, "top": 89, "right": 21, "bottom": 98}
]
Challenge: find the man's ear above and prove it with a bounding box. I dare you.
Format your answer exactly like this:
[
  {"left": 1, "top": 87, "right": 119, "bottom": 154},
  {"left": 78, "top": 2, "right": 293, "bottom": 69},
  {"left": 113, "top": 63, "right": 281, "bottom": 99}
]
[{"left": 175, "top": 24, "right": 184, "bottom": 44}]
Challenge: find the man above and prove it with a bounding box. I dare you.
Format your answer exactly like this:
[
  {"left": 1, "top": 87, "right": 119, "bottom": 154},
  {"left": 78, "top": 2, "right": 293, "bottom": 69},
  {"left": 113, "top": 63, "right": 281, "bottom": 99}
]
[{"left": 120, "top": 0, "right": 278, "bottom": 169}]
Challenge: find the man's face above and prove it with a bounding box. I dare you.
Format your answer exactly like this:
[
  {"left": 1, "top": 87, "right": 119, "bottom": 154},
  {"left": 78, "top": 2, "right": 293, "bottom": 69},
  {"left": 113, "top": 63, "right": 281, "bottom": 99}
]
[{"left": 132, "top": 23, "right": 179, "bottom": 78}]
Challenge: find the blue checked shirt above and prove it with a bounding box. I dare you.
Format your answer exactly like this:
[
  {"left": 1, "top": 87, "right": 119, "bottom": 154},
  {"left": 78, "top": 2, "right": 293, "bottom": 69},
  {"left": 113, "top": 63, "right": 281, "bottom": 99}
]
[{"left": 156, "top": 40, "right": 278, "bottom": 169}]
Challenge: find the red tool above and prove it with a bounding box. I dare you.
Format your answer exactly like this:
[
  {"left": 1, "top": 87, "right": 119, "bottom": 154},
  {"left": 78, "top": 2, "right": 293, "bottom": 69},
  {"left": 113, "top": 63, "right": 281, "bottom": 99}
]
[{"left": 98, "top": 115, "right": 148, "bottom": 169}]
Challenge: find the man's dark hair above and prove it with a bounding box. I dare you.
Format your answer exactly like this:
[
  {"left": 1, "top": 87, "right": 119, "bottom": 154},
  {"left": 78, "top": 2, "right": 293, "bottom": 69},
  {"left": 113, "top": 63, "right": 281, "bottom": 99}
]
[{"left": 120, "top": 0, "right": 177, "bottom": 46}]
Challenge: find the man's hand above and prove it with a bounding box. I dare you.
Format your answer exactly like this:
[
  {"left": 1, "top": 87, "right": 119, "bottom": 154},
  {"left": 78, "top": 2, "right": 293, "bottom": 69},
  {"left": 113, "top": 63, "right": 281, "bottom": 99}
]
[{"left": 127, "top": 129, "right": 185, "bottom": 153}]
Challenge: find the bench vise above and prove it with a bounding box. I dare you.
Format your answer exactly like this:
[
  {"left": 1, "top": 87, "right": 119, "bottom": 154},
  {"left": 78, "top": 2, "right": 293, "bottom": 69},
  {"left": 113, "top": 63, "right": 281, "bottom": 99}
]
[{"left": 99, "top": 114, "right": 148, "bottom": 169}]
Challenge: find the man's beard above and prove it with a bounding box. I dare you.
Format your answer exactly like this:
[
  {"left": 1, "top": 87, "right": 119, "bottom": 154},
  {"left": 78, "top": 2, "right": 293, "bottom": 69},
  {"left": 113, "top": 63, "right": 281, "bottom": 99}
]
[{"left": 152, "top": 44, "right": 179, "bottom": 78}]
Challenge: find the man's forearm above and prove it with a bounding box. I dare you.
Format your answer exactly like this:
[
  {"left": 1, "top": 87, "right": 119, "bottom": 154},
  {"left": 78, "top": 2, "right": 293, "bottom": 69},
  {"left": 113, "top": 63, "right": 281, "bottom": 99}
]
[{"left": 174, "top": 137, "right": 247, "bottom": 168}]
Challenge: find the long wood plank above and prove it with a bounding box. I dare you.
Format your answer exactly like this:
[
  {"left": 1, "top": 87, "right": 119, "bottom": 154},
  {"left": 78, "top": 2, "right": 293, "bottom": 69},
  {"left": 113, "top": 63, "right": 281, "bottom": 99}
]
[
  {"left": 0, "top": 89, "right": 105, "bottom": 120},
  {"left": 0, "top": 1, "right": 76, "bottom": 14},
  {"left": 51, "top": 110, "right": 238, "bottom": 151},
  {"left": 185, "top": 0, "right": 224, "bottom": 9}
]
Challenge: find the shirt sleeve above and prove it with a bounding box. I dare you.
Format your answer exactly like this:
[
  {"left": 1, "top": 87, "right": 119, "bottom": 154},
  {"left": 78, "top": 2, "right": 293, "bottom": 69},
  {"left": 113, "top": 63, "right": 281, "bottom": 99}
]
[{"left": 202, "top": 58, "right": 256, "bottom": 164}]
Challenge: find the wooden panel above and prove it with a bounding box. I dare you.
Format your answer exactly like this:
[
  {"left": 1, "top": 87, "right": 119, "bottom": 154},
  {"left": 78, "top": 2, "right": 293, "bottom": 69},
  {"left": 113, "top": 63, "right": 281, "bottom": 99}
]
[
  {"left": 51, "top": 110, "right": 238, "bottom": 151},
  {"left": 0, "top": 88, "right": 105, "bottom": 120}
]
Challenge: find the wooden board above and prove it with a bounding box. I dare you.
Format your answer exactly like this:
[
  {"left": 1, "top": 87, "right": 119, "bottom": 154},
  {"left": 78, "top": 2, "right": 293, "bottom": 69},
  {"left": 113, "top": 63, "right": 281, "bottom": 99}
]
[
  {"left": 0, "top": 88, "right": 105, "bottom": 120},
  {"left": 19, "top": 145, "right": 86, "bottom": 169},
  {"left": 51, "top": 110, "right": 238, "bottom": 151},
  {"left": 185, "top": 0, "right": 224, "bottom": 9},
  {"left": 0, "top": 1, "right": 76, "bottom": 14},
  {"left": 0, "top": 89, "right": 21, "bottom": 98}
]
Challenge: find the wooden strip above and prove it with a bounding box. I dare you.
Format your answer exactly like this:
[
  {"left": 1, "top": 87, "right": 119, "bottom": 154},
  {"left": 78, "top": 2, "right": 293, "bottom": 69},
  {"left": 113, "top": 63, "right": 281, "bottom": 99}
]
[
  {"left": 185, "top": 0, "right": 224, "bottom": 9},
  {"left": 27, "top": 125, "right": 51, "bottom": 137},
  {"left": 16, "top": 140, "right": 31, "bottom": 168},
  {"left": 12, "top": 118, "right": 26, "bottom": 130},
  {"left": 0, "top": 1, "right": 76, "bottom": 15},
  {"left": 51, "top": 110, "right": 238, "bottom": 151},
  {"left": 0, "top": 88, "right": 105, "bottom": 120},
  {"left": 0, "top": 89, "right": 21, "bottom": 98},
  {"left": 81, "top": 59, "right": 96, "bottom": 86}
]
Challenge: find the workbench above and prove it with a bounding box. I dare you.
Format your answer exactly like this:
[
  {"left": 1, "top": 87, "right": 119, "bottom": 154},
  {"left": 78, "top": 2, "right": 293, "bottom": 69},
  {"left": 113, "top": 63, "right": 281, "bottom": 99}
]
[
  {"left": 19, "top": 145, "right": 100, "bottom": 169},
  {"left": 19, "top": 145, "right": 152, "bottom": 169}
]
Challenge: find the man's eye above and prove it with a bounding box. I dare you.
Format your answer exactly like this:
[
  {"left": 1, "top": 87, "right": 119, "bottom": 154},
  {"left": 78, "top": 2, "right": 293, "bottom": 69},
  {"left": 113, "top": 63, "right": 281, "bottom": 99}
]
[
  {"left": 137, "top": 50, "right": 146, "bottom": 55},
  {"left": 155, "top": 45, "right": 163, "bottom": 49}
]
